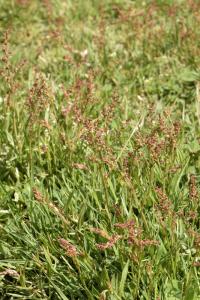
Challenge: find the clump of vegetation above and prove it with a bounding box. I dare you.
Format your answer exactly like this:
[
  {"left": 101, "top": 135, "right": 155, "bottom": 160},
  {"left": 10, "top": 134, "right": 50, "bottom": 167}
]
[{"left": 0, "top": 0, "right": 200, "bottom": 299}]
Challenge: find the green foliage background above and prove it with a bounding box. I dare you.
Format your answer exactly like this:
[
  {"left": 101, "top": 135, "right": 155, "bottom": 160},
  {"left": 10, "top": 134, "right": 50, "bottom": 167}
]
[{"left": 0, "top": 0, "right": 200, "bottom": 299}]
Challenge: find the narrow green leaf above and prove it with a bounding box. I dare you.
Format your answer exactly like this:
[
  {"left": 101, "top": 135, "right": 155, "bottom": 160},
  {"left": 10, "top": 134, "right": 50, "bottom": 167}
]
[{"left": 119, "top": 260, "right": 129, "bottom": 297}]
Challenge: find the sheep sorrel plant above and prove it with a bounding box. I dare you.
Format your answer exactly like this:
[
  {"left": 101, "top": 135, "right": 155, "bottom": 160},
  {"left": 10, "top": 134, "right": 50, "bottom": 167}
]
[{"left": 1, "top": 0, "right": 200, "bottom": 299}]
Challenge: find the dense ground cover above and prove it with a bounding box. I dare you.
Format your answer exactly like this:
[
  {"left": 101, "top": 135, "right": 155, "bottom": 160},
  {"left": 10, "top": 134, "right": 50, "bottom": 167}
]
[{"left": 0, "top": 0, "right": 200, "bottom": 299}]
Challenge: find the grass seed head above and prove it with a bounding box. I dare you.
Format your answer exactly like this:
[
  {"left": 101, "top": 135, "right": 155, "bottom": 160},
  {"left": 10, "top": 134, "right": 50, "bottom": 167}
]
[
  {"left": 189, "top": 174, "right": 198, "bottom": 201},
  {"left": 58, "top": 238, "right": 79, "bottom": 257},
  {"left": 96, "top": 235, "right": 122, "bottom": 251}
]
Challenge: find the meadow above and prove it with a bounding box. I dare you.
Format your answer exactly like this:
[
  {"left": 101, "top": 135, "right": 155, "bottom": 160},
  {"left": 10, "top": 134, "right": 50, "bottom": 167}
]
[{"left": 0, "top": 0, "right": 200, "bottom": 299}]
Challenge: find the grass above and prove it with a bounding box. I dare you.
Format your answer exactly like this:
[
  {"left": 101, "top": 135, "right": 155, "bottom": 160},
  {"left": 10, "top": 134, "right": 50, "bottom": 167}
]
[{"left": 0, "top": 0, "right": 200, "bottom": 299}]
